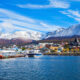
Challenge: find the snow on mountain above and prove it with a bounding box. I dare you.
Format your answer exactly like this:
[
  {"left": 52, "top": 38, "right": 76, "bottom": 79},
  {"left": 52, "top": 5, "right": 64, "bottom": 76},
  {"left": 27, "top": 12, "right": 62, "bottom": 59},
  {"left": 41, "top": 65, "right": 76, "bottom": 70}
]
[
  {"left": 0, "top": 24, "right": 80, "bottom": 40},
  {"left": 0, "top": 24, "right": 60, "bottom": 40},
  {"left": 46, "top": 28, "right": 64, "bottom": 38},
  {"left": 46, "top": 24, "right": 80, "bottom": 38},
  {"left": 0, "top": 31, "right": 43, "bottom": 40}
]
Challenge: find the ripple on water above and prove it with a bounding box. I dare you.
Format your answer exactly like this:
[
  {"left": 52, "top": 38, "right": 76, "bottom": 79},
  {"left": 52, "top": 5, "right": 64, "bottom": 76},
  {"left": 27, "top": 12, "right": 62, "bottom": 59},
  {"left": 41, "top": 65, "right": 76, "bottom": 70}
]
[{"left": 0, "top": 56, "right": 80, "bottom": 80}]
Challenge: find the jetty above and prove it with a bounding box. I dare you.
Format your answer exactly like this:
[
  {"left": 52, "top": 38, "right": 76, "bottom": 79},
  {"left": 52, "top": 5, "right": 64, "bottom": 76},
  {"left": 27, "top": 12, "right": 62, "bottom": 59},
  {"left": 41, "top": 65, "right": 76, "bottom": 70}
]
[{"left": 43, "top": 52, "right": 80, "bottom": 56}]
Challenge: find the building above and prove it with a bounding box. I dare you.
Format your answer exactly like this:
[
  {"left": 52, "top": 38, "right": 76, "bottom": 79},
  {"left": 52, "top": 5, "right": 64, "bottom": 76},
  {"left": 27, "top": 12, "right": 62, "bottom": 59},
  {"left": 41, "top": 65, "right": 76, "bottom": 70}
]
[
  {"left": 39, "top": 42, "right": 53, "bottom": 47},
  {"left": 50, "top": 46, "right": 58, "bottom": 50},
  {"left": 69, "top": 38, "right": 80, "bottom": 48}
]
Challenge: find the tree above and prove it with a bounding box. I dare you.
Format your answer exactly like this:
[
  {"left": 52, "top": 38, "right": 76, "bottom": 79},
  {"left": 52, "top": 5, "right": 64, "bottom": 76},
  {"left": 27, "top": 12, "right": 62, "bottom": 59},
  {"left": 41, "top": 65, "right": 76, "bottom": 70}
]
[
  {"left": 22, "top": 47, "right": 26, "bottom": 51},
  {"left": 64, "top": 44, "right": 69, "bottom": 49}
]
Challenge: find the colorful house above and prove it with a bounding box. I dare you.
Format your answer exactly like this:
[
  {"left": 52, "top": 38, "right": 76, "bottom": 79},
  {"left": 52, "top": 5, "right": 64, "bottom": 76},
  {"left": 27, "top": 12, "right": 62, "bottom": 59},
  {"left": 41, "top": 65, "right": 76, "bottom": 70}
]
[{"left": 50, "top": 46, "right": 58, "bottom": 50}]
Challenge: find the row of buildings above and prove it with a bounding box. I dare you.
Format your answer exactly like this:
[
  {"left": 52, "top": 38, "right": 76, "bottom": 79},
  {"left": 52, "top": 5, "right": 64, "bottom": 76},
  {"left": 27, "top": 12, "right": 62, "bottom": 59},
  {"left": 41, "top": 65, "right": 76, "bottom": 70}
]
[
  {"left": 37, "top": 38, "right": 80, "bottom": 54},
  {"left": 0, "top": 38, "right": 80, "bottom": 55}
]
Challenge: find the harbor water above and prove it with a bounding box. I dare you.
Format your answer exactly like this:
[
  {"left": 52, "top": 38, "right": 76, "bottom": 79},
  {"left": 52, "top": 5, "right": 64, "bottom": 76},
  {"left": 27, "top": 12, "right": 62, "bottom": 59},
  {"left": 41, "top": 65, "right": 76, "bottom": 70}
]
[{"left": 0, "top": 56, "right": 80, "bottom": 80}]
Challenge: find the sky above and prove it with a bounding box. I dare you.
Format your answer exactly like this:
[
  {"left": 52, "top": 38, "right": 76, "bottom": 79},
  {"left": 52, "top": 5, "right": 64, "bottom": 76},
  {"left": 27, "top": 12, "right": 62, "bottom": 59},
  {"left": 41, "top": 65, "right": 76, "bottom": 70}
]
[{"left": 0, "top": 0, "right": 80, "bottom": 33}]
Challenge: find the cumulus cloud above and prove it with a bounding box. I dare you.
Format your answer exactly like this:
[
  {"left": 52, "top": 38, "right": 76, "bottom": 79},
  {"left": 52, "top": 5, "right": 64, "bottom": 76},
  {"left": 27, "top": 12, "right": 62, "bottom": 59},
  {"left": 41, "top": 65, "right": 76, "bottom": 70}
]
[
  {"left": 0, "top": 8, "right": 61, "bottom": 33},
  {"left": 17, "top": 0, "right": 70, "bottom": 9},
  {"left": 60, "top": 10, "right": 80, "bottom": 22}
]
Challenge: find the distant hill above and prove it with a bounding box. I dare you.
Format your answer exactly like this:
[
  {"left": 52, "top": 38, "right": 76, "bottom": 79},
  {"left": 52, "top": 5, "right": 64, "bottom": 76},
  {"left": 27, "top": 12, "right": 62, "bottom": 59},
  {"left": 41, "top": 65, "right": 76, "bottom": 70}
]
[
  {"left": 0, "top": 38, "right": 32, "bottom": 47},
  {"left": 38, "top": 35, "right": 80, "bottom": 44}
]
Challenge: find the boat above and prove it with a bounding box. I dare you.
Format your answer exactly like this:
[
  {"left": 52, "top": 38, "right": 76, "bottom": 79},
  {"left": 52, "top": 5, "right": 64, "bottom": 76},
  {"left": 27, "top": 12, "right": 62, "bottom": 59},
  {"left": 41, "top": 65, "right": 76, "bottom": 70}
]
[{"left": 26, "top": 49, "right": 42, "bottom": 57}]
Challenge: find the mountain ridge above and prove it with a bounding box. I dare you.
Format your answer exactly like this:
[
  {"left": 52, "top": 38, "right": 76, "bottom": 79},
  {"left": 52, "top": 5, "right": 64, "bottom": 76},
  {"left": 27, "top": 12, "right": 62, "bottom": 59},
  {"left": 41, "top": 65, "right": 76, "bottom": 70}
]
[
  {"left": 45, "top": 24, "right": 80, "bottom": 38},
  {"left": 0, "top": 24, "right": 80, "bottom": 41}
]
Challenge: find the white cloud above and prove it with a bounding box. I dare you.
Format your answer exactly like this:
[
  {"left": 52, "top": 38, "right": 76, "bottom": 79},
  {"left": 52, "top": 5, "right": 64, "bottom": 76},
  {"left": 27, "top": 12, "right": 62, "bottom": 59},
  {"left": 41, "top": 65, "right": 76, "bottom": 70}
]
[
  {"left": 40, "top": 22, "right": 61, "bottom": 31},
  {"left": 60, "top": 10, "right": 80, "bottom": 22},
  {"left": 0, "top": 8, "right": 35, "bottom": 23},
  {"left": 17, "top": 0, "right": 70, "bottom": 9},
  {"left": 68, "top": 10, "right": 80, "bottom": 17},
  {"left": 0, "top": 8, "right": 61, "bottom": 33}
]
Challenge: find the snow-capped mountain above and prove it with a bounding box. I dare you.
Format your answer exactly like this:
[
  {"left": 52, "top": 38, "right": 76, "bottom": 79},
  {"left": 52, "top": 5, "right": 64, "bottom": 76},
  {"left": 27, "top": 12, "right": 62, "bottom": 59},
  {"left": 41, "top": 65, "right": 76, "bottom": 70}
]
[
  {"left": 0, "top": 24, "right": 80, "bottom": 40},
  {"left": 0, "top": 31, "right": 43, "bottom": 40},
  {"left": 46, "top": 28, "right": 64, "bottom": 38},
  {"left": 0, "top": 24, "right": 61, "bottom": 40},
  {"left": 46, "top": 24, "right": 80, "bottom": 38}
]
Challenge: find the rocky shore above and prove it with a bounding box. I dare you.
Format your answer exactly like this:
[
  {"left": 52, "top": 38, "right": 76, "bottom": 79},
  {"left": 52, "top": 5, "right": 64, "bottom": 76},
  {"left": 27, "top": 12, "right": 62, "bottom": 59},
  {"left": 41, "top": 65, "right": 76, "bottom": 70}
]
[{"left": 43, "top": 52, "right": 80, "bottom": 56}]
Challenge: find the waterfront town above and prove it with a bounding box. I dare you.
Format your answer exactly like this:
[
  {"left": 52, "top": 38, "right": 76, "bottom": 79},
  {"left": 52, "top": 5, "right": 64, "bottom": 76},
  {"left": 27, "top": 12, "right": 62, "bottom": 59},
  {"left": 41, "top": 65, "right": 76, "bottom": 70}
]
[{"left": 0, "top": 38, "right": 80, "bottom": 59}]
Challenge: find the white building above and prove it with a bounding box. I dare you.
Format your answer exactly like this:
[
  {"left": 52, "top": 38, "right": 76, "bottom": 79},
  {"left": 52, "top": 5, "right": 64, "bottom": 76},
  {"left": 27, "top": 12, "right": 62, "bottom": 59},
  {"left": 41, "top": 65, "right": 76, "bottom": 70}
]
[{"left": 39, "top": 43, "right": 53, "bottom": 47}]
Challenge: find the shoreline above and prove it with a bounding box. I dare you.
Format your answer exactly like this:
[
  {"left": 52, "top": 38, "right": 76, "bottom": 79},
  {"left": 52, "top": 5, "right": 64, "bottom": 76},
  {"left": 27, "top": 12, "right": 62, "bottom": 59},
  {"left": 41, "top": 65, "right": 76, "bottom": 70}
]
[
  {"left": 43, "top": 52, "right": 80, "bottom": 56},
  {"left": 0, "top": 54, "right": 26, "bottom": 59},
  {"left": 1, "top": 52, "right": 80, "bottom": 59}
]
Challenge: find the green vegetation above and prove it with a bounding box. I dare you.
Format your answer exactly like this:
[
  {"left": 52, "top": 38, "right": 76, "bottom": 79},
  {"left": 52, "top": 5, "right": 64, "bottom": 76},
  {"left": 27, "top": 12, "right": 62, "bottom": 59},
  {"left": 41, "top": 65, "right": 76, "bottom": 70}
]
[{"left": 21, "top": 47, "right": 26, "bottom": 51}]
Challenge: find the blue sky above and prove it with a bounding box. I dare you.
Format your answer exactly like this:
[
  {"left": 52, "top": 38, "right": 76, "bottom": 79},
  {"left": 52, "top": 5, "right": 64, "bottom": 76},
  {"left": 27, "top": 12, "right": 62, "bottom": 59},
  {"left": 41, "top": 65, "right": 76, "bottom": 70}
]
[{"left": 0, "top": 0, "right": 80, "bottom": 33}]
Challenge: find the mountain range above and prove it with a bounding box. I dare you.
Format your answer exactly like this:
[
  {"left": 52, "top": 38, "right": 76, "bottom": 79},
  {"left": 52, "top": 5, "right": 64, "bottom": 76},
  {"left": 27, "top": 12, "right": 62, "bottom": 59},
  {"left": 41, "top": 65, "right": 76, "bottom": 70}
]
[
  {"left": 46, "top": 24, "right": 80, "bottom": 38},
  {"left": 0, "top": 24, "right": 80, "bottom": 41},
  {"left": 0, "top": 31, "right": 43, "bottom": 40}
]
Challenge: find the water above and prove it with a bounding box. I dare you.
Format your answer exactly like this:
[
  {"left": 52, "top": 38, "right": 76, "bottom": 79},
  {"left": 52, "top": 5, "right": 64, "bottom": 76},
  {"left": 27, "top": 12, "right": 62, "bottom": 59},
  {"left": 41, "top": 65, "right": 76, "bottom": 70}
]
[{"left": 0, "top": 56, "right": 80, "bottom": 80}]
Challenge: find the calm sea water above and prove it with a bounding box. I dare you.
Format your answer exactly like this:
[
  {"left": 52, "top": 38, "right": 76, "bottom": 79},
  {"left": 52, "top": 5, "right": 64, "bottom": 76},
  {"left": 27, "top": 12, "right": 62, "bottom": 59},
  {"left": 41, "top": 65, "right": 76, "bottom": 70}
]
[{"left": 0, "top": 56, "right": 80, "bottom": 80}]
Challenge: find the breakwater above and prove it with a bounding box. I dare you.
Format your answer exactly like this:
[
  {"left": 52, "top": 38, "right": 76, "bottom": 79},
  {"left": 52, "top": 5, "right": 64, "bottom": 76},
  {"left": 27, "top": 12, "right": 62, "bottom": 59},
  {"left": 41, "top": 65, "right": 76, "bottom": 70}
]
[
  {"left": 0, "top": 54, "right": 26, "bottom": 59},
  {"left": 43, "top": 52, "right": 80, "bottom": 56}
]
